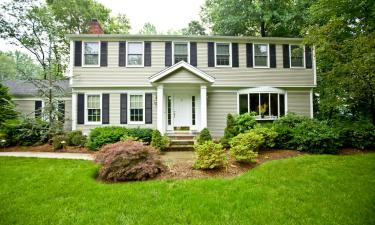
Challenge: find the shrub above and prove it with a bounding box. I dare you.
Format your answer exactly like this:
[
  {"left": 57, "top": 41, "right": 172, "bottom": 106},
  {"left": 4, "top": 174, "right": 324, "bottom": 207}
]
[
  {"left": 87, "top": 126, "right": 128, "bottom": 150},
  {"left": 221, "top": 114, "right": 237, "bottom": 148},
  {"left": 251, "top": 125, "right": 278, "bottom": 149},
  {"left": 194, "top": 141, "right": 227, "bottom": 169},
  {"left": 94, "top": 140, "right": 166, "bottom": 182},
  {"left": 151, "top": 130, "right": 170, "bottom": 151},
  {"left": 126, "top": 128, "right": 154, "bottom": 143},
  {"left": 235, "top": 112, "right": 257, "bottom": 133},
  {"left": 52, "top": 135, "right": 66, "bottom": 150},
  {"left": 229, "top": 132, "right": 262, "bottom": 163},
  {"left": 337, "top": 121, "right": 375, "bottom": 149},
  {"left": 290, "top": 119, "right": 341, "bottom": 154},
  {"left": 66, "top": 130, "right": 86, "bottom": 147},
  {"left": 196, "top": 128, "right": 212, "bottom": 144},
  {"left": 120, "top": 135, "right": 138, "bottom": 142}
]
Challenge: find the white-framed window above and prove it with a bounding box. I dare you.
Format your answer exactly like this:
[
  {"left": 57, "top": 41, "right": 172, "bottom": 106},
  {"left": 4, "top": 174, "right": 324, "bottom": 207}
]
[
  {"left": 173, "top": 42, "right": 189, "bottom": 64},
  {"left": 215, "top": 43, "right": 231, "bottom": 67},
  {"left": 128, "top": 94, "right": 145, "bottom": 123},
  {"left": 127, "top": 42, "right": 144, "bottom": 67},
  {"left": 290, "top": 45, "right": 305, "bottom": 68},
  {"left": 83, "top": 42, "right": 100, "bottom": 66},
  {"left": 86, "top": 94, "right": 101, "bottom": 123},
  {"left": 238, "top": 92, "right": 286, "bottom": 120},
  {"left": 253, "top": 43, "right": 269, "bottom": 68}
]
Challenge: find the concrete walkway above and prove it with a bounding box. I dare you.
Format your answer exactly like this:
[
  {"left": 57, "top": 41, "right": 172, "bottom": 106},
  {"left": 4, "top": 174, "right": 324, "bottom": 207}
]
[
  {"left": 0, "top": 152, "right": 93, "bottom": 160},
  {"left": 0, "top": 151, "right": 194, "bottom": 162}
]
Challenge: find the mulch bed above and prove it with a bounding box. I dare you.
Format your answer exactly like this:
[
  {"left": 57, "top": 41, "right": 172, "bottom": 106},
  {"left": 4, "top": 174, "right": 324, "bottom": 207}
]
[
  {"left": 0, "top": 144, "right": 93, "bottom": 154},
  {"left": 157, "top": 150, "right": 304, "bottom": 180}
]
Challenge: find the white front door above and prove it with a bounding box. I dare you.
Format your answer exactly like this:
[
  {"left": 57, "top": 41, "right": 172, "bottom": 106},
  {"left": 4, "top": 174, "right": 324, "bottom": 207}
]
[{"left": 173, "top": 94, "right": 191, "bottom": 128}]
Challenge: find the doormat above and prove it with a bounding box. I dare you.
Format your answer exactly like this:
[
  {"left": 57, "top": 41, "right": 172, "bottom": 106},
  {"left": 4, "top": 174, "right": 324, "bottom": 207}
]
[{"left": 174, "top": 126, "right": 190, "bottom": 131}]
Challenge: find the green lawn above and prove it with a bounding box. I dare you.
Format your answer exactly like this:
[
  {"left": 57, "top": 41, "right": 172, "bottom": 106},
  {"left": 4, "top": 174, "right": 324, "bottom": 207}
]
[{"left": 0, "top": 154, "right": 374, "bottom": 225}]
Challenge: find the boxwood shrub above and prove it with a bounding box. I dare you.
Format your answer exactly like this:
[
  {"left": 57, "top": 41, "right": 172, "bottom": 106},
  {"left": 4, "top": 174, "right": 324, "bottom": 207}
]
[
  {"left": 87, "top": 126, "right": 128, "bottom": 150},
  {"left": 229, "top": 131, "right": 261, "bottom": 163},
  {"left": 194, "top": 141, "right": 227, "bottom": 169}
]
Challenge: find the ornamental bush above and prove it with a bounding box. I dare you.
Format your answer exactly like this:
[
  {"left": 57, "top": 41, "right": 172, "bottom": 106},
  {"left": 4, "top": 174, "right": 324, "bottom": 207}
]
[
  {"left": 126, "top": 128, "right": 154, "bottom": 144},
  {"left": 151, "top": 130, "right": 170, "bottom": 151},
  {"left": 229, "top": 131, "right": 262, "bottom": 163},
  {"left": 66, "top": 130, "right": 86, "bottom": 147},
  {"left": 235, "top": 112, "right": 257, "bottom": 133},
  {"left": 221, "top": 113, "right": 237, "bottom": 148},
  {"left": 94, "top": 140, "right": 166, "bottom": 182},
  {"left": 52, "top": 135, "right": 66, "bottom": 150},
  {"left": 194, "top": 141, "right": 227, "bottom": 169},
  {"left": 337, "top": 120, "right": 375, "bottom": 149},
  {"left": 87, "top": 126, "right": 128, "bottom": 150},
  {"left": 196, "top": 128, "right": 212, "bottom": 144}
]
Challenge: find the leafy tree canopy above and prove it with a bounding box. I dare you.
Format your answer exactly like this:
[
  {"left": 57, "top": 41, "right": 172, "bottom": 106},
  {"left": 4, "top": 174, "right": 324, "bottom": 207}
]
[
  {"left": 0, "top": 51, "right": 42, "bottom": 81},
  {"left": 0, "top": 83, "right": 18, "bottom": 124},
  {"left": 182, "top": 20, "right": 206, "bottom": 35},
  {"left": 139, "top": 22, "right": 157, "bottom": 35}
]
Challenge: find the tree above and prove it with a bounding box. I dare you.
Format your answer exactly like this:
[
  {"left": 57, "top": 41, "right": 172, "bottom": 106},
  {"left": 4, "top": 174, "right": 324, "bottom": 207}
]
[
  {"left": 139, "top": 22, "right": 157, "bottom": 35},
  {"left": 182, "top": 20, "right": 206, "bottom": 35},
  {"left": 201, "top": 0, "right": 315, "bottom": 37},
  {"left": 0, "top": 83, "right": 18, "bottom": 125},
  {"left": 0, "top": 53, "right": 16, "bottom": 80},
  {"left": 305, "top": 0, "right": 375, "bottom": 123},
  {"left": 106, "top": 14, "right": 131, "bottom": 34}
]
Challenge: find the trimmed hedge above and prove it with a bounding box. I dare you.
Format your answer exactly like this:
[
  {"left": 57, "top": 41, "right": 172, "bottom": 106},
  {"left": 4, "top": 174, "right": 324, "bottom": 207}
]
[
  {"left": 229, "top": 131, "right": 261, "bottom": 163},
  {"left": 194, "top": 141, "right": 227, "bottom": 169}
]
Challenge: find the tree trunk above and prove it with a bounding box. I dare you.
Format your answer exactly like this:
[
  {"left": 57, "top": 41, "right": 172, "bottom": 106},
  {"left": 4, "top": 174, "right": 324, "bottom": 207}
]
[{"left": 260, "top": 21, "right": 266, "bottom": 37}]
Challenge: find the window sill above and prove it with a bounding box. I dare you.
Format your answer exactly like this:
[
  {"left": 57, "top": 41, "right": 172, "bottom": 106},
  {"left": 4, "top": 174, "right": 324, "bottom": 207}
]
[
  {"left": 255, "top": 116, "right": 279, "bottom": 121},
  {"left": 85, "top": 122, "right": 102, "bottom": 125},
  {"left": 82, "top": 65, "right": 100, "bottom": 68}
]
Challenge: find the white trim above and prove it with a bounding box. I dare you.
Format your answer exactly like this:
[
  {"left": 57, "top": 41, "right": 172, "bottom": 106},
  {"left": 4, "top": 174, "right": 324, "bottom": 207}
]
[
  {"left": 214, "top": 42, "right": 232, "bottom": 67},
  {"left": 285, "top": 91, "right": 288, "bottom": 113},
  {"left": 12, "top": 97, "right": 71, "bottom": 101},
  {"left": 253, "top": 43, "right": 270, "bottom": 68},
  {"left": 72, "top": 93, "right": 77, "bottom": 130},
  {"left": 68, "top": 40, "right": 74, "bottom": 85},
  {"left": 200, "top": 85, "right": 207, "bottom": 130},
  {"left": 289, "top": 44, "right": 305, "bottom": 68},
  {"left": 172, "top": 41, "right": 190, "bottom": 64},
  {"left": 71, "top": 89, "right": 156, "bottom": 94},
  {"left": 157, "top": 85, "right": 164, "bottom": 134},
  {"left": 126, "top": 41, "right": 144, "bottom": 67},
  {"left": 82, "top": 41, "right": 101, "bottom": 67},
  {"left": 310, "top": 88, "right": 313, "bottom": 118},
  {"left": 313, "top": 46, "right": 317, "bottom": 85},
  {"left": 85, "top": 93, "right": 102, "bottom": 125},
  {"left": 127, "top": 93, "right": 146, "bottom": 124},
  {"left": 238, "top": 86, "right": 286, "bottom": 94},
  {"left": 149, "top": 61, "right": 215, "bottom": 83}
]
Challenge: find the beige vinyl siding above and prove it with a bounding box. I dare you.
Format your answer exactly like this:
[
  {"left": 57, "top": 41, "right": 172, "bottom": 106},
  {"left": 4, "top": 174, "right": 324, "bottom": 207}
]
[
  {"left": 157, "top": 68, "right": 207, "bottom": 84},
  {"left": 64, "top": 100, "right": 72, "bottom": 131},
  {"left": 287, "top": 90, "right": 311, "bottom": 117},
  {"left": 72, "top": 41, "right": 314, "bottom": 88},
  {"left": 207, "top": 91, "right": 237, "bottom": 137},
  {"left": 75, "top": 92, "right": 157, "bottom": 134}
]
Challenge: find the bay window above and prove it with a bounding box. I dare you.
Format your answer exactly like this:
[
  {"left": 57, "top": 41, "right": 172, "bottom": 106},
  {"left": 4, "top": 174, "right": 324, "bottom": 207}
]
[
  {"left": 253, "top": 44, "right": 269, "bottom": 67},
  {"left": 87, "top": 95, "right": 101, "bottom": 122},
  {"left": 216, "top": 43, "right": 231, "bottom": 66},
  {"left": 83, "top": 42, "right": 100, "bottom": 66},
  {"left": 174, "top": 42, "right": 189, "bottom": 63},
  {"left": 129, "top": 94, "right": 144, "bottom": 122},
  {"left": 290, "top": 45, "right": 304, "bottom": 67},
  {"left": 127, "top": 42, "right": 143, "bottom": 66},
  {"left": 239, "top": 92, "right": 286, "bottom": 119}
]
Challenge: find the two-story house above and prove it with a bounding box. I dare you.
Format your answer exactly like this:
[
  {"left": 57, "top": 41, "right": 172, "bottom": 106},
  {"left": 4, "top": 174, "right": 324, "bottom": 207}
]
[{"left": 7, "top": 20, "right": 316, "bottom": 137}]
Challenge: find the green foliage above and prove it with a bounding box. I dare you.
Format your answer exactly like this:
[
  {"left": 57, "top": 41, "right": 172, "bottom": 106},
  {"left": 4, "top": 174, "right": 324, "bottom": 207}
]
[
  {"left": 194, "top": 141, "right": 227, "bottom": 169},
  {"left": 196, "top": 128, "right": 212, "bottom": 144},
  {"left": 120, "top": 135, "right": 138, "bottom": 142},
  {"left": 151, "top": 130, "right": 170, "bottom": 151},
  {"left": 251, "top": 125, "right": 278, "bottom": 149},
  {"left": 52, "top": 135, "right": 65, "bottom": 150},
  {"left": 235, "top": 112, "right": 257, "bottom": 133},
  {"left": 1, "top": 118, "right": 49, "bottom": 146},
  {"left": 66, "top": 130, "right": 86, "bottom": 147},
  {"left": 139, "top": 22, "right": 157, "bottom": 34},
  {"left": 181, "top": 20, "right": 206, "bottom": 35},
  {"left": 0, "top": 83, "right": 18, "bottom": 125},
  {"left": 336, "top": 120, "right": 375, "bottom": 150},
  {"left": 229, "top": 132, "right": 261, "bottom": 163},
  {"left": 86, "top": 127, "right": 128, "bottom": 150},
  {"left": 221, "top": 113, "right": 237, "bottom": 148},
  {"left": 125, "top": 128, "right": 154, "bottom": 144},
  {"left": 0, "top": 51, "right": 43, "bottom": 80}
]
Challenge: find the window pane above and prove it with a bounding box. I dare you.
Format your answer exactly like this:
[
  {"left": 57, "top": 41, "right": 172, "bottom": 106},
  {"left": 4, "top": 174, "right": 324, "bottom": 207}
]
[
  {"left": 254, "top": 44, "right": 268, "bottom": 67},
  {"left": 128, "top": 54, "right": 142, "bottom": 65},
  {"left": 216, "top": 44, "right": 229, "bottom": 55},
  {"left": 84, "top": 54, "right": 99, "bottom": 65},
  {"left": 192, "top": 96, "right": 196, "bottom": 125},
  {"left": 291, "top": 45, "right": 304, "bottom": 67},
  {"left": 130, "top": 95, "right": 143, "bottom": 122},
  {"left": 239, "top": 94, "right": 248, "bottom": 114},
  {"left": 250, "top": 93, "right": 259, "bottom": 115},
  {"left": 128, "top": 43, "right": 143, "bottom": 54},
  {"left": 174, "top": 43, "right": 188, "bottom": 55},
  {"left": 216, "top": 55, "right": 229, "bottom": 65},
  {"left": 167, "top": 96, "right": 172, "bottom": 125},
  {"left": 279, "top": 94, "right": 285, "bottom": 116},
  {"left": 175, "top": 55, "right": 188, "bottom": 63},
  {"left": 271, "top": 94, "right": 278, "bottom": 116},
  {"left": 254, "top": 56, "right": 267, "bottom": 66},
  {"left": 87, "top": 95, "right": 100, "bottom": 108},
  {"left": 260, "top": 93, "right": 269, "bottom": 116},
  {"left": 84, "top": 42, "right": 99, "bottom": 54}
]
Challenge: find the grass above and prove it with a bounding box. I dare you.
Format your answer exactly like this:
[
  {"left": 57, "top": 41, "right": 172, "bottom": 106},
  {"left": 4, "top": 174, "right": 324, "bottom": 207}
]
[{"left": 0, "top": 154, "right": 374, "bottom": 225}]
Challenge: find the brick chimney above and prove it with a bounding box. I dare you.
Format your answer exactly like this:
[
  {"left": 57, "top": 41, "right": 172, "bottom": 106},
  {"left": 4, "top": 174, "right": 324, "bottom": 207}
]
[{"left": 89, "top": 19, "right": 104, "bottom": 34}]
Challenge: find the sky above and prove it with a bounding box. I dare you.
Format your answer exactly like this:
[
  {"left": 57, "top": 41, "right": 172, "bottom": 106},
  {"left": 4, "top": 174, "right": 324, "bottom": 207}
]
[{"left": 0, "top": 0, "right": 205, "bottom": 54}]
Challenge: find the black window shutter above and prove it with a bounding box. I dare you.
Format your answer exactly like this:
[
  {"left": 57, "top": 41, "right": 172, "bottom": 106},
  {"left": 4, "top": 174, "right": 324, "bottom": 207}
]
[
  {"left": 77, "top": 94, "right": 85, "bottom": 124},
  {"left": 283, "top": 44, "right": 290, "bottom": 68},
  {"left": 246, "top": 43, "right": 253, "bottom": 67},
  {"left": 120, "top": 93, "right": 127, "bottom": 124},
  {"left": 270, "top": 44, "right": 276, "bottom": 68},
  {"left": 102, "top": 94, "right": 109, "bottom": 124},
  {"left": 119, "top": 42, "right": 126, "bottom": 67},
  {"left": 144, "top": 42, "right": 152, "bottom": 67},
  {"left": 165, "top": 42, "right": 172, "bottom": 66},
  {"left": 232, "top": 43, "right": 239, "bottom": 67},
  {"left": 305, "top": 45, "right": 312, "bottom": 68},
  {"left": 74, "top": 41, "right": 82, "bottom": 67},
  {"left": 100, "top": 42, "right": 108, "bottom": 67},
  {"left": 145, "top": 93, "right": 152, "bottom": 124},
  {"left": 208, "top": 42, "right": 215, "bottom": 67},
  {"left": 190, "top": 42, "right": 197, "bottom": 66},
  {"left": 58, "top": 100, "right": 65, "bottom": 121},
  {"left": 35, "top": 100, "right": 42, "bottom": 118}
]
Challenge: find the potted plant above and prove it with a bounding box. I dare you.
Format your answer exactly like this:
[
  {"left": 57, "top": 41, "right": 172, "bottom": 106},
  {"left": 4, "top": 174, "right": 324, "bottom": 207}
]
[{"left": 258, "top": 104, "right": 268, "bottom": 118}]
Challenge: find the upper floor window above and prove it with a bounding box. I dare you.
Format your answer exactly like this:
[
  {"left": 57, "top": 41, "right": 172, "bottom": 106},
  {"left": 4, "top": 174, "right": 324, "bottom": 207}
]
[
  {"left": 174, "top": 42, "right": 189, "bottom": 64},
  {"left": 129, "top": 94, "right": 144, "bottom": 123},
  {"left": 87, "top": 95, "right": 101, "bottom": 123},
  {"left": 290, "top": 45, "right": 304, "bottom": 68},
  {"left": 83, "top": 42, "right": 100, "bottom": 66},
  {"left": 215, "top": 43, "right": 231, "bottom": 66},
  {"left": 127, "top": 42, "right": 143, "bottom": 67},
  {"left": 253, "top": 44, "right": 269, "bottom": 67}
]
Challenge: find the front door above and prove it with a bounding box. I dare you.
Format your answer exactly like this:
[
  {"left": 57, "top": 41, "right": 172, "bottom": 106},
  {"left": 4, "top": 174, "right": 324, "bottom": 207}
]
[{"left": 173, "top": 94, "right": 191, "bottom": 130}]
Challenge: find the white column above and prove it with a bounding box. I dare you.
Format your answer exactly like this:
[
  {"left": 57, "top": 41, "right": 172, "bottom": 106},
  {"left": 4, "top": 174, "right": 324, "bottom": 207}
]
[
  {"left": 200, "top": 85, "right": 207, "bottom": 130},
  {"left": 72, "top": 92, "right": 77, "bottom": 130},
  {"left": 157, "top": 85, "right": 164, "bottom": 134}
]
